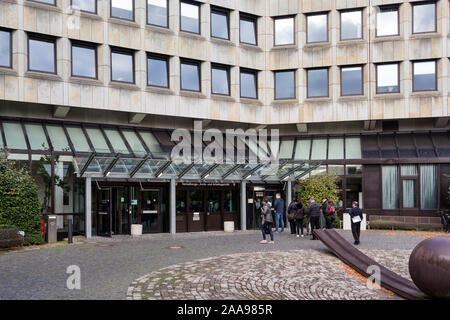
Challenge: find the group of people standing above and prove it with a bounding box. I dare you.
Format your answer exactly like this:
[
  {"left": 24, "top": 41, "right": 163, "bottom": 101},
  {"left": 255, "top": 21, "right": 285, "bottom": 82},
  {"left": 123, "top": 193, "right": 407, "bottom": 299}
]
[{"left": 260, "top": 193, "right": 363, "bottom": 245}]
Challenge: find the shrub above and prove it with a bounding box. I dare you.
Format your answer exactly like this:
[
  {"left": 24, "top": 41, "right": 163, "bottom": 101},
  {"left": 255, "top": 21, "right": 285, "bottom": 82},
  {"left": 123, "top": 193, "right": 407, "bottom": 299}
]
[
  {"left": 296, "top": 173, "right": 339, "bottom": 206},
  {"left": 0, "top": 151, "right": 43, "bottom": 244}
]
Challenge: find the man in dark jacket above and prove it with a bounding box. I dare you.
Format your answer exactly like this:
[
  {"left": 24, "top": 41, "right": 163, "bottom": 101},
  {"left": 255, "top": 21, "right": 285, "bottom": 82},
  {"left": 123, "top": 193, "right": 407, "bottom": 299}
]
[
  {"left": 273, "top": 193, "right": 285, "bottom": 233},
  {"left": 287, "top": 198, "right": 297, "bottom": 234},
  {"left": 320, "top": 198, "right": 328, "bottom": 229},
  {"left": 349, "top": 201, "right": 363, "bottom": 245},
  {"left": 306, "top": 197, "right": 321, "bottom": 240}
]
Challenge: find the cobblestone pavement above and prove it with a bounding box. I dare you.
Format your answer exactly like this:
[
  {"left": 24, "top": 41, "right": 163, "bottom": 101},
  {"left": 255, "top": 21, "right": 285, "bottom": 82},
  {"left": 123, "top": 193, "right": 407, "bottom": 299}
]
[
  {"left": 0, "top": 229, "right": 438, "bottom": 300},
  {"left": 126, "top": 249, "right": 409, "bottom": 300}
]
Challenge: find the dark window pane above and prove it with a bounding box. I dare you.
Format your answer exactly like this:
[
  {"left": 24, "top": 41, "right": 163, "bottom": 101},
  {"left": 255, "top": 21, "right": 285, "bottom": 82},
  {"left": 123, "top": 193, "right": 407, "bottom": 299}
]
[
  {"left": 341, "top": 10, "right": 362, "bottom": 40},
  {"left": 211, "top": 11, "right": 229, "bottom": 39},
  {"left": 180, "top": 62, "right": 200, "bottom": 91},
  {"left": 111, "top": 51, "right": 134, "bottom": 83},
  {"left": 147, "top": 0, "right": 168, "bottom": 27},
  {"left": 240, "top": 17, "right": 256, "bottom": 44},
  {"left": 72, "top": 0, "right": 96, "bottom": 13},
  {"left": 274, "top": 17, "right": 294, "bottom": 45},
  {"left": 29, "top": 38, "right": 55, "bottom": 73},
  {"left": 413, "top": 61, "right": 436, "bottom": 91},
  {"left": 307, "top": 68, "right": 328, "bottom": 97},
  {"left": 180, "top": 1, "right": 199, "bottom": 33},
  {"left": 377, "top": 6, "right": 398, "bottom": 36},
  {"left": 377, "top": 63, "right": 399, "bottom": 93},
  {"left": 0, "top": 30, "right": 11, "bottom": 67},
  {"left": 341, "top": 66, "right": 362, "bottom": 95},
  {"left": 72, "top": 45, "right": 96, "bottom": 78},
  {"left": 307, "top": 14, "right": 327, "bottom": 43},
  {"left": 240, "top": 71, "right": 257, "bottom": 98},
  {"left": 275, "top": 71, "right": 295, "bottom": 99},
  {"left": 413, "top": 3, "right": 435, "bottom": 33},
  {"left": 111, "top": 0, "right": 134, "bottom": 20},
  {"left": 211, "top": 66, "right": 229, "bottom": 95},
  {"left": 147, "top": 56, "right": 168, "bottom": 87}
]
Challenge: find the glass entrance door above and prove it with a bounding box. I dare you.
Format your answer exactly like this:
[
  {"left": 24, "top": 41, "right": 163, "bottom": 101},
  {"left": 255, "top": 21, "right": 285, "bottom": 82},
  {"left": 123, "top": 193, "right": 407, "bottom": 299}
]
[
  {"left": 97, "top": 188, "right": 111, "bottom": 236},
  {"left": 141, "top": 190, "right": 160, "bottom": 233},
  {"left": 112, "top": 187, "right": 131, "bottom": 235},
  {"left": 205, "top": 190, "right": 222, "bottom": 231}
]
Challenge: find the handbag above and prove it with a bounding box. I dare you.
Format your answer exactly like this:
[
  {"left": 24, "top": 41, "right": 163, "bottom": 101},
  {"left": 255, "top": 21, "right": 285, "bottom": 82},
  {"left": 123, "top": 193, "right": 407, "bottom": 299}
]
[
  {"left": 287, "top": 213, "right": 295, "bottom": 221},
  {"left": 352, "top": 215, "right": 362, "bottom": 223}
]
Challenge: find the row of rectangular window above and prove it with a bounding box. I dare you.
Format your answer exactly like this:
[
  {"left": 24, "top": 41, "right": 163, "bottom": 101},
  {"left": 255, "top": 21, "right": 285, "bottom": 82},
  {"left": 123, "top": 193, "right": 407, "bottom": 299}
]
[
  {"left": 0, "top": 31, "right": 439, "bottom": 98},
  {"left": 28, "top": 0, "right": 439, "bottom": 46}
]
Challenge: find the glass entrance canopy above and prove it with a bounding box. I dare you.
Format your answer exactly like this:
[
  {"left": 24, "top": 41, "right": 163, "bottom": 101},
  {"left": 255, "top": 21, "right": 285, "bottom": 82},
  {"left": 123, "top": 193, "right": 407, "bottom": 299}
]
[{"left": 0, "top": 119, "right": 330, "bottom": 182}]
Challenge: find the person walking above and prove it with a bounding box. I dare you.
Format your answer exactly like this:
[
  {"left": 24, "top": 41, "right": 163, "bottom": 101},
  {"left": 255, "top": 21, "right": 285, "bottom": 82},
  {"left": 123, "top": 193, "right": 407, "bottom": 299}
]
[
  {"left": 260, "top": 198, "right": 274, "bottom": 244},
  {"left": 306, "top": 197, "right": 321, "bottom": 240},
  {"left": 273, "top": 193, "right": 285, "bottom": 233},
  {"left": 320, "top": 198, "right": 327, "bottom": 229},
  {"left": 294, "top": 200, "right": 305, "bottom": 237},
  {"left": 287, "top": 198, "right": 297, "bottom": 234},
  {"left": 324, "top": 199, "right": 336, "bottom": 229},
  {"left": 349, "top": 201, "right": 363, "bottom": 245}
]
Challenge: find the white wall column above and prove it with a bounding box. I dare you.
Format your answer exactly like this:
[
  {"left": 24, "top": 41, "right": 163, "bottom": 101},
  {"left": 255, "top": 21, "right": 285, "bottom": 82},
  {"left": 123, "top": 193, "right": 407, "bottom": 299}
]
[
  {"left": 170, "top": 178, "right": 176, "bottom": 234},
  {"left": 85, "top": 176, "right": 92, "bottom": 238},
  {"left": 240, "top": 181, "right": 247, "bottom": 230}
]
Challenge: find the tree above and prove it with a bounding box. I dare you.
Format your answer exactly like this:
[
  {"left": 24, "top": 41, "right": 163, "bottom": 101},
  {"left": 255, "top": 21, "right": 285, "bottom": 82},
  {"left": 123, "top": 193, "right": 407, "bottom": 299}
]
[
  {"left": 297, "top": 173, "right": 339, "bottom": 206},
  {"left": 0, "top": 150, "right": 43, "bottom": 243}
]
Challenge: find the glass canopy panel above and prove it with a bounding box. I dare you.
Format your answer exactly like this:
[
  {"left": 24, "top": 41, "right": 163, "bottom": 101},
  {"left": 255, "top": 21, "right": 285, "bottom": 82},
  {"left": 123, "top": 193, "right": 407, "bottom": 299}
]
[
  {"left": 86, "top": 128, "right": 110, "bottom": 153},
  {"left": 104, "top": 129, "right": 130, "bottom": 154},
  {"left": 234, "top": 163, "right": 258, "bottom": 177},
  {"left": 121, "top": 130, "right": 147, "bottom": 157},
  {"left": 111, "top": 158, "right": 141, "bottom": 173},
  {"left": 46, "top": 125, "right": 70, "bottom": 152},
  {"left": 328, "top": 138, "right": 344, "bottom": 159},
  {"left": 311, "top": 165, "right": 327, "bottom": 176},
  {"left": 24, "top": 123, "right": 49, "bottom": 150},
  {"left": 361, "top": 135, "right": 380, "bottom": 159},
  {"left": 396, "top": 133, "right": 417, "bottom": 158},
  {"left": 310, "top": 138, "right": 327, "bottom": 160},
  {"left": 66, "top": 127, "right": 92, "bottom": 152},
  {"left": 3, "top": 122, "right": 27, "bottom": 150},
  {"left": 186, "top": 163, "right": 212, "bottom": 176},
  {"left": 414, "top": 133, "right": 437, "bottom": 157},
  {"left": 345, "top": 137, "right": 362, "bottom": 159},
  {"left": 137, "top": 159, "right": 168, "bottom": 175},
  {"left": 380, "top": 134, "right": 397, "bottom": 158},
  {"left": 294, "top": 139, "right": 311, "bottom": 160},
  {"left": 210, "top": 163, "right": 236, "bottom": 176},
  {"left": 433, "top": 132, "right": 450, "bottom": 157},
  {"left": 138, "top": 131, "right": 165, "bottom": 157},
  {"left": 279, "top": 140, "right": 294, "bottom": 159}
]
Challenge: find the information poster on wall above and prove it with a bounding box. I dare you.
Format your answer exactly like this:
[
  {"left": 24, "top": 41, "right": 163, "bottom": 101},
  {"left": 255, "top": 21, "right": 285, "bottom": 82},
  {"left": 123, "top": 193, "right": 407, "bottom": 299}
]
[{"left": 193, "top": 212, "right": 200, "bottom": 221}]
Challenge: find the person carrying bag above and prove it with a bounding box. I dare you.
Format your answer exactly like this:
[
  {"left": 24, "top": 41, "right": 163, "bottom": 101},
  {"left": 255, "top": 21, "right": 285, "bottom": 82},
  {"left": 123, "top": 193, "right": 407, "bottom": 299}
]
[{"left": 260, "top": 198, "right": 274, "bottom": 244}]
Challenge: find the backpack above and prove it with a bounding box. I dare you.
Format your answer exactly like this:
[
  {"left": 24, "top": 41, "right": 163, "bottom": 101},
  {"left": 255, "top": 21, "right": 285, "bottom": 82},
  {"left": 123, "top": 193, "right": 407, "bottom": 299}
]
[{"left": 326, "top": 205, "right": 335, "bottom": 216}]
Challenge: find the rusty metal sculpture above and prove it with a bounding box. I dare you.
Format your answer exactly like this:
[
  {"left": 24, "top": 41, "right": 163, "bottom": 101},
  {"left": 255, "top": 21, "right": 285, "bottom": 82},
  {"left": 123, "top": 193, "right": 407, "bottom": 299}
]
[{"left": 409, "top": 236, "right": 450, "bottom": 299}]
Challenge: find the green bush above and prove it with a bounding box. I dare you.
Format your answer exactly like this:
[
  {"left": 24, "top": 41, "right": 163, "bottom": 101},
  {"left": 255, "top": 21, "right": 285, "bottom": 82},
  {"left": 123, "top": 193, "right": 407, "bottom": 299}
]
[
  {"left": 0, "top": 151, "right": 43, "bottom": 244},
  {"left": 297, "top": 174, "right": 339, "bottom": 206}
]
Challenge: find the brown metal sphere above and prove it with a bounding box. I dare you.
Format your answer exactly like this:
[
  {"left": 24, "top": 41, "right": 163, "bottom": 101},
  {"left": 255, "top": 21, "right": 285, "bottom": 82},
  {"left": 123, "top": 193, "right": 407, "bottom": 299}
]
[{"left": 409, "top": 236, "right": 450, "bottom": 299}]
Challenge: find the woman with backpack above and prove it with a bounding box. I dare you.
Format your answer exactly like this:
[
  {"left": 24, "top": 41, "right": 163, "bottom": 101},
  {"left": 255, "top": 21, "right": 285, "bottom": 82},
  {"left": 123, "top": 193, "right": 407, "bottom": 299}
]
[
  {"left": 294, "top": 200, "right": 305, "bottom": 237},
  {"left": 324, "top": 199, "right": 336, "bottom": 229},
  {"left": 287, "top": 198, "right": 297, "bottom": 234}
]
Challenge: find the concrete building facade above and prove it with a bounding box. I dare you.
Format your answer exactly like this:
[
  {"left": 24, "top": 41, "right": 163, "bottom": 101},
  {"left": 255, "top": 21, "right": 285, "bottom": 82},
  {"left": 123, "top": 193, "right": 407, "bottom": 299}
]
[{"left": 0, "top": 0, "right": 449, "bottom": 237}]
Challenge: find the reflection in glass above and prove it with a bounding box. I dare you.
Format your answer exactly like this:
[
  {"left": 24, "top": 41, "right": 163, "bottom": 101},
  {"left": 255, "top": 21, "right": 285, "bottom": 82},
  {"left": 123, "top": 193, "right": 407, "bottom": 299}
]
[
  {"left": 275, "top": 70, "right": 295, "bottom": 99},
  {"left": 341, "top": 66, "right": 362, "bottom": 95},
  {"left": 341, "top": 10, "right": 362, "bottom": 40},
  {"left": 72, "top": 45, "right": 96, "bottom": 78},
  {"left": 111, "top": 51, "right": 134, "bottom": 83},
  {"left": 206, "top": 191, "right": 220, "bottom": 213},
  {"left": 29, "top": 38, "right": 55, "bottom": 73},
  {"left": 240, "top": 70, "right": 257, "bottom": 98},
  {"left": 176, "top": 190, "right": 186, "bottom": 213},
  {"left": 111, "top": 0, "right": 134, "bottom": 20},
  {"left": 211, "top": 10, "right": 229, "bottom": 39},
  {"left": 377, "top": 63, "right": 399, "bottom": 93},
  {"left": 240, "top": 16, "right": 256, "bottom": 45},
  {"left": 211, "top": 66, "right": 229, "bottom": 95},
  {"left": 189, "top": 190, "right": 204, "bottom": 212},
  {"left": 180, "top": 61, "right": 200, "bottom": 91},
  {"left": 25, "top": 123, "right": 49, "bottom": 150},
  {"left": 147, "top": 56, "right": 168, "bottom": 87},
  {"left": 72, "top": 0, "right": 96, "bottom": 13},
  {"left": 224, "top": 190, "right": 237, "bottom": 212},
  {"left": 413, "top": 3, "right": 436, "bottom": 33},
  {"left": 0, "top": 30, "right": 11, "bottom": 67},
  {"left": 377, "top": 6, "right": 398, "bottom": 36},
  {"left": 346, "top": 164, "right": 362, "bottom": 175},
  {"left": 3, "top": 122, "right": 27, "bottom": 149},
  {"left": 328, "top": 138, "right": 344, "bottom": 159},
  {"left": 180, "top": 1, "right": 200, "bottom": 33},
  {"left": 307, "top": 68, "right": 328, "bottom": 97},
  {"left": 274, "top": 17, "right": 294, "bottom": 45},
  {"left": 147, "top": 0, "right": 168, "bottom": 27},
  {"left": 307, "top": 14, "right": 327, "bottom": 43},
  {"left": 413, "top": 61, "right": 436, "bottom": 91}
]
